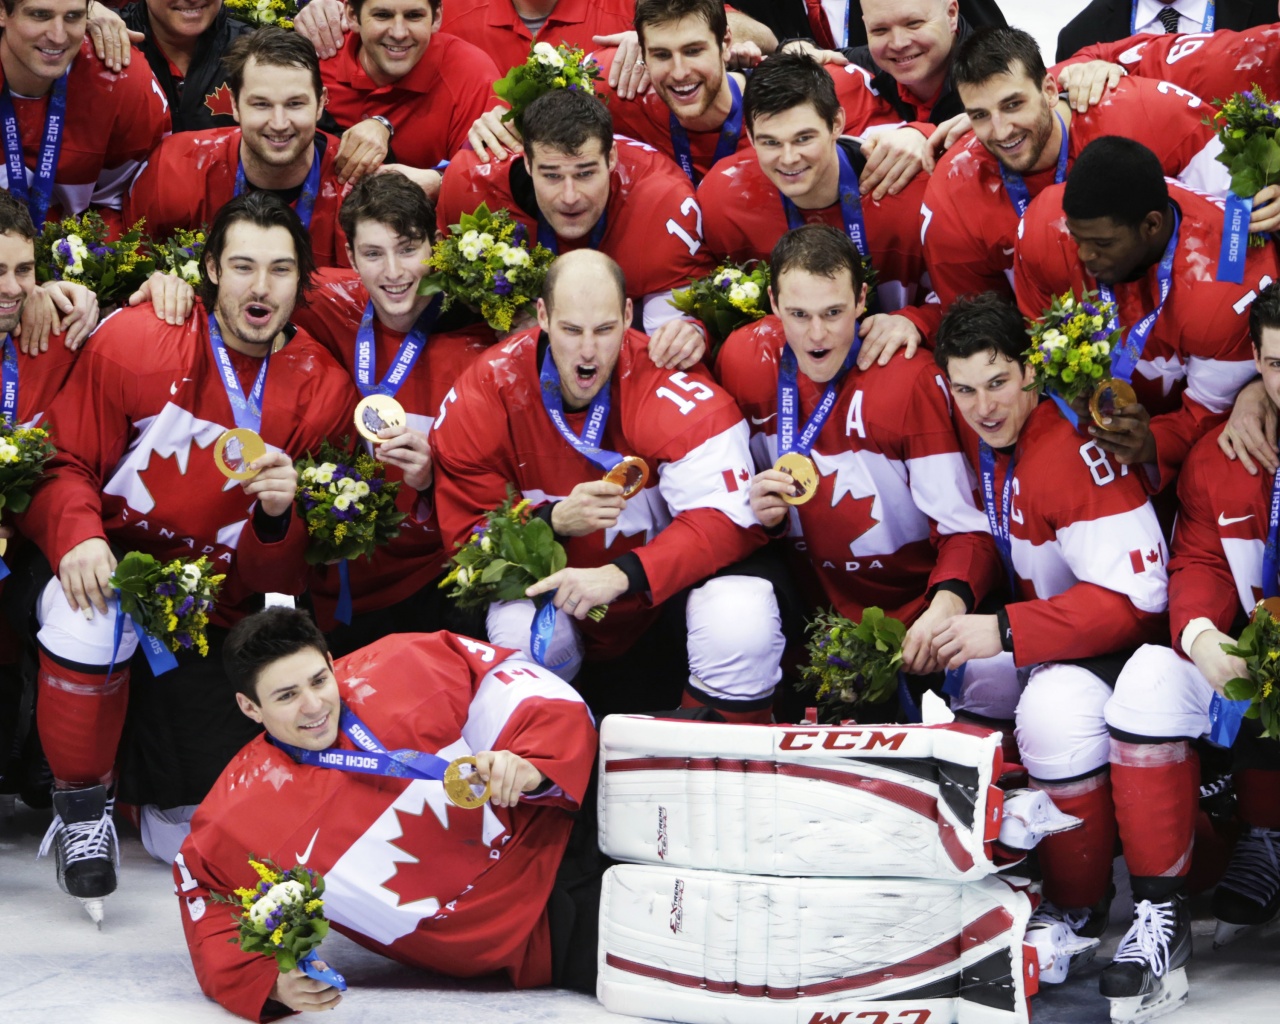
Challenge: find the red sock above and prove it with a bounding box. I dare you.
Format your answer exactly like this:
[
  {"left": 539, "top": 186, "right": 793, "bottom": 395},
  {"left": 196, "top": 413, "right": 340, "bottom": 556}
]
[
  {"left": 1235, "top": 768, "right": 1280, "bottom": 828},
  {"left": 1111, "top": 739, "right": 1198, "bottom": 887},
  {"left": 36, "top": 649, "right": 129, "bottom": 787},
  {"left": 680, "top": 689, "right": 773, "bottom": 724},
  {"left": 1032, "top": 771, "right": 1116, "bottom": 909}
]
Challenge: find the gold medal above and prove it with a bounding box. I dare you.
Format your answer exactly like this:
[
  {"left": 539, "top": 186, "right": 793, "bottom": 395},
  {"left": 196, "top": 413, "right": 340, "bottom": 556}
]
[
  {"left": 775, "top": 451, "right": 818, "bottom": 506},
  {"left": 443, "top": 755, "right": 490, "bottom": 809},
  {"left": 354, "top": 394, "right": 406, "bottom": 443},
  {"left": 1253, "top": 597, "right": 1280, "bottom": 623},
  {"left": 1088, "top": 378, "right": 1138, "bottom": 430},
  {"left": 214, "top": 428, "right": 266, "bottom": 480},
  {"left": 0, "top": 537, "right": 6, "bottom": 557},
  {"left": 602, "top": 455, "right": 650, "bottom": 499}
]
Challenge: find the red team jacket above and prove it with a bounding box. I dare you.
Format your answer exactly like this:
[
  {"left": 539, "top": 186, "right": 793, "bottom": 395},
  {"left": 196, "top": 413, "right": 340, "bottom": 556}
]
[
  {"left": 430, "top": 328, "right": 765, "bottom": 657},
  {"left": 0, "top": 37, "right": 170, "bottom": 223},
  {"left": 698, "top": 139, "right": 941, "bottom": 338},
  {"left": 1015, "top": 180, "right": 1277, "bottom": 493},
  {"left": 20, "top": 305, "right": 357, "bottom": 624},
  {"left": 922, "top": 75, "right": 1229, "bottom": 310},
  {"left": 441, "top": 0, "right": 634, "bottom": 75},
  {"left": 290, "top": 269, "right": 497, "bottom": 628},
  {"left": 176, "top": 632, "right": 598, "bottom": 1020},
  {"left": 124, "top": 128, "right": 354, "bottom": 268},
  {"left": 716, "top": 316, "right": 998, "bottom": 625},
  {"left": 958, "top": 403, "right": 1169, "bottom": 667}
]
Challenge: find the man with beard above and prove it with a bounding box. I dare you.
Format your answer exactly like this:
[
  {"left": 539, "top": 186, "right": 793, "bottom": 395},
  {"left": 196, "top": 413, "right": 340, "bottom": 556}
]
[{"left": 18, "top": 192, "right": 355, "bottom": 920}]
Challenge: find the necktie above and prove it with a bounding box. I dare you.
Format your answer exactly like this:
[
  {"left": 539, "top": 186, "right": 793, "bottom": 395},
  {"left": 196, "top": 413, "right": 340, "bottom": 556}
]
[
  {"left": 805, "top": 0, "right": 836, "bottom": 50},
  {"left": 1157, "top": 5, "right": 1182, "bottom": 32}
]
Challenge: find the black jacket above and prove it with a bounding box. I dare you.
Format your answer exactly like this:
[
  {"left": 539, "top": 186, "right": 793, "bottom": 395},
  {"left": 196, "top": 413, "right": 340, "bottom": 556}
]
[
  {"left": 121, "top": 2, "right": 254, "bottom": 133},
  {"left": 731, "top": 0, "right": 1005, "bottom": 49},
  {"left": 1055, "top": 0, "right": 1276, "bottom": 63}
]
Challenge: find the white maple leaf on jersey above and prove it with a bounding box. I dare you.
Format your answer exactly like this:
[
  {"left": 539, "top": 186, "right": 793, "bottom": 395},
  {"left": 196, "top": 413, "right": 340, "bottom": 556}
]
[{"left": 1136, "top": 353, "right": 1186, "bottom": 396}]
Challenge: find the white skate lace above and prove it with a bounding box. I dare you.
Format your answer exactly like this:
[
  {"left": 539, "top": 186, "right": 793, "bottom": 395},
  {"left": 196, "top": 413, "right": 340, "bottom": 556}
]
[
  {"left": 36, "top": 796, "right": 120, "bottom": 868},
  {"left": 1111, "top": 899, "right": 1174, "bottom": 977},
  {"left": 1219, "top": 827, "right": 1280, "bottom": 905},
  {"left": 1028, "top": 900, "right": 1092, "bottom": 934}
]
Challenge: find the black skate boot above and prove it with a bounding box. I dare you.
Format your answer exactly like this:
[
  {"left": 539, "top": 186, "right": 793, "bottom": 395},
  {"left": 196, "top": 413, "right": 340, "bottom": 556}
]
[
  {"left": 1212, "top": 825, "right": 1280, "bottom": 947},
  {"left": 37, "top": 784, "right": 119, "bottom": 927},
  {"left": 1099, "top": 896, "right": 1192, "bottom": 1024}
]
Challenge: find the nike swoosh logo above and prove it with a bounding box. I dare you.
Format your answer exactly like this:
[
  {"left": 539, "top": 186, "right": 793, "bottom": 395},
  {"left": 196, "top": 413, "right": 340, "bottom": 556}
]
[
  {"left": 168, "top": 377, "right": 194, "bottom": 396},
  {"left": 750, "top": 413, "right": 777, "bottom": 425},
  {"left": 1002, "top": 247, "right": 1015, "bottom": 256},
  {"left": 1218, "top": 513, "right": 1254, "bottom": 526},
  {"left": 296, "top": 828, "right": 320, "bottom": 865}
]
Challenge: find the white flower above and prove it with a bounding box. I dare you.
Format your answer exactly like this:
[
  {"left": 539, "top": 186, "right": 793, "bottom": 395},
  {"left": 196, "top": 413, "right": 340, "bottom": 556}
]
[
  {"left": 353, "top": 481, "right": 370, "bottom": 498},
  {"left": 501, "top": 246, "right": 530, "bottom": 267},
  {"left": 1041, "top": 329, "right": 1064, "bottom": 348},
  {"left": 461, "top": 230, "right": 480, "bottom": 245},
  {"left": 301, "top": 467, "right": 317, "bottom": 484},
  {"left": 728, "top": 284, "right": 748, "bottom": 304},
  {"left": 460, "top": 243, "right": 482, "bottom": 262},
  {"left": 1061, "top": 295, "right": 1075, "bottom": 310},
  {"left": 335, "top": 477, "right": 357, "bottom": 493},
  {"left": 1092, "top": 341, "right": 1111, "bottom": 358},
  {"left": 269, "top": 880, "right": 306, "bottom": 906},
  {"left": 180, "top": 259, "right": 200, "bottom": 282},
  {"left": 0, "top": 441, "right": 19, "bottom": 463},
  {"left": 739, "top": 281, "right": 760, "bottom": 301},
  {"left": 248, "top": 895, "right": 278, "bottom": 927},
  {"left": 66, "top": 235, "right": 89, "bottom": 261},
  {"left": 477, "top": 232, "right": 495, "bottom": 248},
  {"left": 179, "top": 564, "right": 203, "bottom": 593},
  {"left": 333, "top": 494, "right": 353, "bottom": 511},
  {"left": 314, "top": 468, "right": 333, "bottom": 484},
  {"left": 480, "top": 535, "right": 493, "bottom": 553},
  {"left": 532, "top": 41, "right": 565, "bottom": 68},
  {"left": 491, "top": 241, "right": 510, "bottom": 257},
  {"left": 457, "top": 567, "right": 471, "bottom": 587}
]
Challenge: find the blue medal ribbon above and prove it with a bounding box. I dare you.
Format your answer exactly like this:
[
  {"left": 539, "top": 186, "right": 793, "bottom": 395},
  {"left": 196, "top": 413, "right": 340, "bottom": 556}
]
[
  {"left": 1099, "top": 206, "right": 1180, "bottom": 385},
  {"left": 270, "top": 705, "right": 455, "bottom": 782},
  {"left": 775, "top": 337, "right": 859, "bottom": 459},
  {"left": 233, "top": 138, "right": 323, "bottom": 229},
  {"left": 999, "top": 112, "right": 1069, "bottom": 219},
  {"left": 353, "top": 297, "right": 438, "bottom": 398},
  {"left": 535, "top": 208, "right": 608, "bottom": 255},
  {"left": 781, "top": 145, "right": 869, "bottom": 255},
  {"left": 669, "top": 75, "right": 743, "bottom": 184},
  {"left": 299, "top": 949, "right": 347, "bottom": 992},
  {"left": 104, "top": 596, "right": 181, "bottom": 679},
  {"left": 1, "top": 335, "right": 17, "bottom": 426},
  {"left": 1217, "top": 192, "right": 1252, "bottom": 285},
  {"left": 0, "top": 72, "right": 68, "bottom": 226},
  {"left": 208, "top": 314, "right": 269, "bottom": 433},
  {"left": 1131, "top": 0, "right": 1214, "bottom": 33}
]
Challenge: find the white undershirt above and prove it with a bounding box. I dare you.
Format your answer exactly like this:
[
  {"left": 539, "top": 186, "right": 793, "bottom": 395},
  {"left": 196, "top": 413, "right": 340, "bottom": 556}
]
[
  {"left": 1131, "top": 0, "right": 1210, "bottom": 36},
  {"left": 822, "top": 0, "right": 850, "bottom": 49}
]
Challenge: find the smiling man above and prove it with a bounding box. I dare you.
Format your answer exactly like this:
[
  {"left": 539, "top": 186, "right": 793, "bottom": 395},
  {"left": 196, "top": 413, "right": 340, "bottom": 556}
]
[
  {"left": 176, "top": 607, "right": 598, "bottom": 1017},
  {"left": 431, "top": 249, "right": 784, "bottom": 722},
  {"left": 20, "top": 193, "right": 355, "bottom": 918}
]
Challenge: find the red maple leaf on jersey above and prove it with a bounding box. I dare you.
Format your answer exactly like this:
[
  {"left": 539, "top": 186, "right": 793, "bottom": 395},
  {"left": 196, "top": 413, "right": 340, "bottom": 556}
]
[
  {"left": 204, "top": 83, "right": 235, "bottom": 119},
  {"left": 382, "top": 801, "right": 496, "bottom": 908},
  {"left": 836, "top": 490, "right": 880, "bottom": 544}
]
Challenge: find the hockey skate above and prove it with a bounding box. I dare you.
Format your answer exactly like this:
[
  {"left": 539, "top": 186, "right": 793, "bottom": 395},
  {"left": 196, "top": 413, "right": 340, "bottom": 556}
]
[
  {"left": 1100, "top": 897, "right": 1191, "bottom": 1024},
  {"left": 36, "top": 785, "right": 119, "bottom": 928},
  {"left": 1024, "top": 899, "right": 1102, "bottom": 983},
  {"left": 1211, "top": 826, "right": 1280, "bottom": 948}
]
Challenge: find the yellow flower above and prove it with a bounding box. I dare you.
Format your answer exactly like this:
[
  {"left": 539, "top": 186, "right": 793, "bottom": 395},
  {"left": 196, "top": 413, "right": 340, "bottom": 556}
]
[
  {"left": 270, "top": 926, "right": 285, "bottom": 946},
  {"left": 1263, "top": 680, "right": 1274, "bottom": 698},
  {"left": 250, "top": 860, "right": 281, "bottom": 884},
  {"left": 304, "top": 898, "right": 324, "bottom": 914}
]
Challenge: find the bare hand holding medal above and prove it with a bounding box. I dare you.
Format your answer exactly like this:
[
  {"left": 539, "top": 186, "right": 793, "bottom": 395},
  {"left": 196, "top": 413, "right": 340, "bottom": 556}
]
[
  {"left": 601, "top": 455, "right": 649, "bottom": 498},
  {"left": 354, "top": 394, "right": 407, "bottom": 443}
]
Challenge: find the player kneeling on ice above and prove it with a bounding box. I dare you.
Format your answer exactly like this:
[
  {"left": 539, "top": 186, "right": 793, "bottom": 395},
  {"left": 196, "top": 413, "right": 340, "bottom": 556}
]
[
  {"left": 930, "top": 295, "right": 1203, "bottom": 1024},
  {"left": 176, "top": 607, "right": 599, "bottom": 1018}
]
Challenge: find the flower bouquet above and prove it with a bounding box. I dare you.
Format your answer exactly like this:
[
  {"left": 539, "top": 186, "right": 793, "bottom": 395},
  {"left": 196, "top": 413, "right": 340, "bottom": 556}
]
[
  {"left": 419, "top": 204, "right": 555, "bottom": 332},
  {"left": 36, "top": 213, "right": 155, "bottom": 306},
  {"left": 294, "top": 442, "right": 405, "bottom": 564},
  {"left": 147, "top": 226, "right": 206, "bottom": 287},
  {"left": 213, "top": 858, "right": 346, "bottom": 988},
  {"left": 1207, "top": 84, "right": 1280, "bottom": 247},
  {"left": 108, "top": 552, "right": 224, "bottom": 657},
  {"left": 493, "top": 41, "right": 602, "bottom": 130},
  {"left": 1218, "top": 600, "right": 1280, "bottom": 740},
  {"left": 797, "top": 606, "right": 906, "bottom": 724},
  {"left": 669, "top": 260, "right": 772, "bottom": 358},
  {"left": 0, "top": 422, "right": 55, "bottom": 517},
  {"left": 1024, "top": 289, "right": 1123, "bottom": 405},
  {"left": 440, "top": 488, "right": 605, "bottom": 620},
  {"left": 224, "top": 0, "right": 297, "bottom": 29}
]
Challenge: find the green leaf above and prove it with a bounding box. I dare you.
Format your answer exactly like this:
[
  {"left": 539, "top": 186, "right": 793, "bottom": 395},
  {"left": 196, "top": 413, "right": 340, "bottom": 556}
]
[
  {"left": 480, "top": 559, "right": 511, "bottom": 583},
  {"left": 1223, "top": 677, "right": 1255, "bottom": 701}
]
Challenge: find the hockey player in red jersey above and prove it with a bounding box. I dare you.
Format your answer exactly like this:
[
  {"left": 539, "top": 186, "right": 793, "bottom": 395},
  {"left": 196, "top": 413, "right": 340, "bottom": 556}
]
[
  {"left": 125, "top": 29, "right": 355, "bottom": 269},
  {"left": 717, "top": 225, "right": 999, "bottom": 679},
  {"left": 0, "top": 0, "right": 170, "bottom": 225},
  {"left": 1108, "top": 283, "right": 1280, "bottom": 977},
  {"left": 1015, "top": 136, "right": 1278, "bottom": 492},
  {"left": 289, "top": 172, "right": 495, "bottom": 650},
  {"left": 431, "top": 249, "right": 784, "bottom": 721},
  {"left": 439, "top": 88, "right": 713, "bottom": 370},
  {"left": 924, "top": 26, "right": 1231, "bottom": 312},
  {"left": 931, "top": 294, "right": 1179, "bottom": 1004},
  {"left": 177, "top": 607, "right": 598, "bottom": 1018},
  {"left": 19, "top": 193, "right": 358, "bottom": 921},
  {"left": 699, "top": 53, "right": 940, "bottom": 363}
]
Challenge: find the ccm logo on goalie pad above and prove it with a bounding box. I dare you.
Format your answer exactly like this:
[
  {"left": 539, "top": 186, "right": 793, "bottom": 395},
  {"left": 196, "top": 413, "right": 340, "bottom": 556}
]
[
  {"left": 807, "top": 1012, "right": 931, "bottom": 1024},
  {"left": 779, "top": 729, "right": 907, "bottom": 752}
]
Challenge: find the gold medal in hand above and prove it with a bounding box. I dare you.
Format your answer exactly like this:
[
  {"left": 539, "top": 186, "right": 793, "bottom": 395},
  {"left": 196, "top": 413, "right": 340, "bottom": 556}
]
[{"left": 774, "top": 451, "right": 818, "bottom": 506}]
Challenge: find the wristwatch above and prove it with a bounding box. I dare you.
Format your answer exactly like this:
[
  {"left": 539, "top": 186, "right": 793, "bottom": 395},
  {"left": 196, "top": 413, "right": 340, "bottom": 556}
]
[{"left": 369, "top": 114, "right": 394, "bottom": 139}]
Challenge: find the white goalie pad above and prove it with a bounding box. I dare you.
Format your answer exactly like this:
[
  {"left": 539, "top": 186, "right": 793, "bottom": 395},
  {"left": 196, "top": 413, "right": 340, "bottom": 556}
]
[
  {"left": 598, "top": 865, "right": 1037, "bottom": 1024},
  {"left": 598, "top": 716, "right": 1005, "bottom": 880}
]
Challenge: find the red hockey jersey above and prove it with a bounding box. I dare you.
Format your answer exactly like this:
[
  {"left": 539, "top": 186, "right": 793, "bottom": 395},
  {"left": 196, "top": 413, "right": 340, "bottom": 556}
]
[
  {"left": 124, "top": 127, "right": 353, "bottom": 269},
  {"left": 1015, "top": 180, "right": 1276, "bottom": 492},
  {"left": 430, "top": 327, "right": 765, "bottom": 658},
  {"left": 320, "top": 32, "right": 499, "bottom": 171},
  {"left": 20, "top": 304, "right": 358, "bottom": 624},
  {"left": 438, "top": 137, "right": 714, "bottom": 321},
  {"left": 716, "top": 315, "right": 998, "bottom": 624},
  {"left": 923, "top": 75, "right": 1229, "bottom": 310},
  {"left": 957, "top": 402, "right": 1169, "bottom": 667},
  {"left": 441, "top": 0, "right": 633, "bottom": 76},
  {"left": 698, "top": 140, "right": 940, "bottom": 339},
  {"left": 176, "top": 632, "right": 597, "bottom": 1021},
  {"left": 0, "top": 38, "right": 170, "bottom": 221},
  {"left": 290, "top": 269, "right": 497, "bottom": 628}
]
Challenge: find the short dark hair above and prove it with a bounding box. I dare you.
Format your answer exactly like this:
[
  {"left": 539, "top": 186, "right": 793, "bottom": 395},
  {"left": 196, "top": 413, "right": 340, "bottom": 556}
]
[
  {"left": 1249, "top": 280, "right": 1280, "bottom": 352},
  {"left": 770, "top": 224, "right": 866, "bottom": 295},
  {"left": 744, "top": 52, "right": 841, "bottom": 133},
  {"left": 347, "top": 0, "right": 440, "bottom": 21},
  {"left": 934, "top": 292, "right": 1028, "bottom": 372},
  {"left": 521, "top": 89, "right": 614, "bottom": 163},
  {"left": 223, "top": 26, "right": 324, "bottom": 103},
  {"left": 199, "top": 191, "right": 316, "bottom": 308},
  {"left": 1062, "top": 136, "right": 1168, "bottom": 228},
  {"left": 0, "top": 191, "right": 38, "bottom": 243},
  {"left": 543, "top": 252, "right": 628, "bottom": 315},
  {"left": 635, "top": 0, "right": 728, "bottom": 51},
  {"left": 952, "top": 25, "right": 1047, "bottom": 90},
  {"left": 339, "top": 170, "right": 434, "bottom": 246},
  {"left": 1, "top": 0, "right": 89, "bottom": 15},
  {"left": 224, "top": 607, "right": 331, "bottom": 704}
]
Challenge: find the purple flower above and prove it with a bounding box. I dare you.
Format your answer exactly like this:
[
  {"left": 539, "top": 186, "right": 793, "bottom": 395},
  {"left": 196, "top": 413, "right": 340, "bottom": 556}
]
[
  {"left": 827, "top": 654, "right": 852, "bottom": 670},
  {"left": 494, "top": 273, "right": 513, "bottom": 296},
  {"left": 177, "top": 595, "right": 195, "bottom": 616},
  {"left": 90, "top": 244, "right": 110, "bottom": 258},
  {"left": 177, "top": 632, "right": 193, "bottom": 650},
  {"left": 156, "top": 581, "right": 180, "bottom": 597},
  {"left": 512, "top": 223, "right": 528, "bottom": 246}
]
